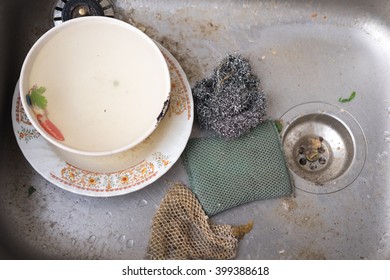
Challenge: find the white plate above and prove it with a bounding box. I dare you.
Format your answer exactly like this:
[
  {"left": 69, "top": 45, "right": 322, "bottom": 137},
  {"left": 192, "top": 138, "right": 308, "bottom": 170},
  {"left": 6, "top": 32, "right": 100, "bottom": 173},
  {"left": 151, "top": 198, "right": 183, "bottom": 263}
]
[{"left": 12, "top": 45, "right": 194, "bottom": 197}]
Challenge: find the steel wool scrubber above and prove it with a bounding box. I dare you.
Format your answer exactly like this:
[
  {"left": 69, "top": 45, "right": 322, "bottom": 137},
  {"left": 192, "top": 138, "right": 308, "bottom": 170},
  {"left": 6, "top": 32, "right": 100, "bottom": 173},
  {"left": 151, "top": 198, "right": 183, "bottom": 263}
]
[{"left": 192, "top": 54, "right": 266, "bottom": 139}]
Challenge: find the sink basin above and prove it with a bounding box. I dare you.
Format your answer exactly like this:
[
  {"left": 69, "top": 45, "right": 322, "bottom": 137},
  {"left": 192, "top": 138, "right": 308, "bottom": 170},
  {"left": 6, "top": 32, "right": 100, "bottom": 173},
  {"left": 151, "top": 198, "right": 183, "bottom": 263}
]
[{"left": 1, "top": 0, "right": 389, "bottom": 259}]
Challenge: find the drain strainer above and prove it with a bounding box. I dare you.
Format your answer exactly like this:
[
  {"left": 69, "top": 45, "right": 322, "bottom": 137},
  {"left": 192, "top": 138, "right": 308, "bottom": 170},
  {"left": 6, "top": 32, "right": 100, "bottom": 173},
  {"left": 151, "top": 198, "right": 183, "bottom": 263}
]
[
  {"left": 280, "top": 102, "right": 366, "bottom": 194},
  {"left": 51, "top": 0, "right": 116, "bottom": 26}
]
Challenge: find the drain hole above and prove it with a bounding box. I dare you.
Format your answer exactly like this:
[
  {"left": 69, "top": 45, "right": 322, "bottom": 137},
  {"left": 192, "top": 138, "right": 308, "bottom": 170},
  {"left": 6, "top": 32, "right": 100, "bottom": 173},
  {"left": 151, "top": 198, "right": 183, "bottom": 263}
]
[
  {"left": 319, "top": 157, "right": 326, "bottom": 165},
  {"left": 309, "top": 163, "right": 317, "bottom": 170},
  {"left": 299, "top": 158, "right": 307, "bottom": 165}
]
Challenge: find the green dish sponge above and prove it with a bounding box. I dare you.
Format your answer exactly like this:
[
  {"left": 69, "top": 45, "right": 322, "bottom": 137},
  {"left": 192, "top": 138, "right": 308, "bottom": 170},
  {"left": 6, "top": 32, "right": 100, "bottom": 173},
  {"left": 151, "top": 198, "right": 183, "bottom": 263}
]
[{"left": 182, "top": 120, "right": 293, "bottom": 216}]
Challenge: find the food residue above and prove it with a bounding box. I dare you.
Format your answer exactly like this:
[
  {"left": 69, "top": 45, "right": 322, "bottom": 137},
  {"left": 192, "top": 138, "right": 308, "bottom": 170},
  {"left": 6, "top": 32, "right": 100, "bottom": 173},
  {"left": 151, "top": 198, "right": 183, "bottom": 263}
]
[
  {"left": 338, "top": 91, "right": 356, "bottom": 103},
  {"left": 274, "top": 119, "right": 284, "bottom": 134},
  {"left": 27, "top": 186, "right": 36, "bottom": 197},
  {"left": 232, "top": 220, "right": 254, "bottom": 240}
]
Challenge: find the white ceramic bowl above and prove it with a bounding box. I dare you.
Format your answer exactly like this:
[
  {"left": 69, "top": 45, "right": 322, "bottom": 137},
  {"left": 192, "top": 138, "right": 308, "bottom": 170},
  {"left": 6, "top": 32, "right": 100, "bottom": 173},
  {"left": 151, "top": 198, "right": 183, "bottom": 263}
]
[{"left": 20, "top": 17, "right": 170, "bottom": 156}]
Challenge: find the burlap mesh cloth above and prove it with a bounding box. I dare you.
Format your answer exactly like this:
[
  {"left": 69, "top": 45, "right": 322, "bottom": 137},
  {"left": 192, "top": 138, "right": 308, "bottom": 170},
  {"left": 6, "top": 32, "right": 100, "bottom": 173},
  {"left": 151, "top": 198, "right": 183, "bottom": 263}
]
[
  {"left": 147, "top": 184, "right": 252, "bottom": 260},
  {"left": 182, "top": 120, "right": 293, "bottom": 216}
]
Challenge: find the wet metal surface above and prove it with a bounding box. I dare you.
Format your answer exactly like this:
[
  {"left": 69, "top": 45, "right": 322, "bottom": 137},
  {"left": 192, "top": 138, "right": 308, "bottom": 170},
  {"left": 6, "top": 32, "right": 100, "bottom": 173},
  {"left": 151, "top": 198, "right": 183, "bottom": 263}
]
[{"left": 1, "top": 0, "right": 390, "bottom": 259}]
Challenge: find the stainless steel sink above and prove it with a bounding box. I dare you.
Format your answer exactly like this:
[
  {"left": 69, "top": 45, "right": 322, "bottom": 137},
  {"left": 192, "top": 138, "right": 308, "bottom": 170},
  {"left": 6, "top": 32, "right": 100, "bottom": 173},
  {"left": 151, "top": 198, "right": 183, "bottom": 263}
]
[{"left": 1, "top": 0, "right": 389, "bottom": 259}]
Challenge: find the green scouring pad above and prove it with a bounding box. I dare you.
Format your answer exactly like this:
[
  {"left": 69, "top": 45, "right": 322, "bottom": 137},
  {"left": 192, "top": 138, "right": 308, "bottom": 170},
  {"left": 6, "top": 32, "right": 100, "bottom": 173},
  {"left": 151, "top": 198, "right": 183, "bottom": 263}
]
[{"left": 182, "top": 120, "right": 293, "bottom": 216}]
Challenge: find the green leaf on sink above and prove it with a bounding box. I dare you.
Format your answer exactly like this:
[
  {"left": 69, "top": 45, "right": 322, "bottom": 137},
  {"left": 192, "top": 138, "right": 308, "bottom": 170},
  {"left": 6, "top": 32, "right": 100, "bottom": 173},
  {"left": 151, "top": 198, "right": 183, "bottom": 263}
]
[
  {"left": 274, "top": 119, "right": 283, "bottom": 133},
  {"left": 29, "top": 86, "right": 48, "bottom": 110},
  {"left": 338, "top": 91, "right": 356, "bottom": 103},
  {"left": 27, "top": 186, "right": 36, "bottom": 197}
]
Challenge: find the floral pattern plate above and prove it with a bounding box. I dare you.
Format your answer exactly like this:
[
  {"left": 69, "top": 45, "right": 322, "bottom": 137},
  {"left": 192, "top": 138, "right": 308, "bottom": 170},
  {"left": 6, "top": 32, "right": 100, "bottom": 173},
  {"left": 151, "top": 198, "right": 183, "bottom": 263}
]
[{"left": 12, "top": 44, "right": 194, "bottom": 197}]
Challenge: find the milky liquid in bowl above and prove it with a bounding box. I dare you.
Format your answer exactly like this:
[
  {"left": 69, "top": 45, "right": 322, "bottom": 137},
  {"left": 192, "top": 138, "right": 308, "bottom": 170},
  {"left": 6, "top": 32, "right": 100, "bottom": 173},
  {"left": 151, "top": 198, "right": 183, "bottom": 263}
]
[{"left": 25, "top": 18, "right": 170, "bottom": 155}]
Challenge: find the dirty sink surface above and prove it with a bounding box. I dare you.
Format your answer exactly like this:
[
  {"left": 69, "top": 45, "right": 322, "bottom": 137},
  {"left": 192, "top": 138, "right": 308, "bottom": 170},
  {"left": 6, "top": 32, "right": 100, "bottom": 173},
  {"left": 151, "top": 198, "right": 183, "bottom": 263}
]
[{"left": 0, "top": 0, "right": 389, "bottom": 259}]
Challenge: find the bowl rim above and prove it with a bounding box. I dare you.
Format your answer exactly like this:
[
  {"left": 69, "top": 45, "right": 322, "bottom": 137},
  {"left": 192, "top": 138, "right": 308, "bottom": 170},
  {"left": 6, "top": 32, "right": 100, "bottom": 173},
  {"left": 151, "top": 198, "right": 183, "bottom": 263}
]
[{"left": 19, "top": 16, "right": 171, "bottom": 157}]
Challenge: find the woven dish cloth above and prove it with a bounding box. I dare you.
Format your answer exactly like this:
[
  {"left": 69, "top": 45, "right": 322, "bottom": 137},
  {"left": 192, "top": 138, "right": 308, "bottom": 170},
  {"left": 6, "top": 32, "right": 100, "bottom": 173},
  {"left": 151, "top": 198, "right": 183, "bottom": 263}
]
[
  {"left": 182, "top": 120, "right": 293, "bottom": 216},
  {"left": 147, "top": 184, "right": 252, "bottom": 260}
]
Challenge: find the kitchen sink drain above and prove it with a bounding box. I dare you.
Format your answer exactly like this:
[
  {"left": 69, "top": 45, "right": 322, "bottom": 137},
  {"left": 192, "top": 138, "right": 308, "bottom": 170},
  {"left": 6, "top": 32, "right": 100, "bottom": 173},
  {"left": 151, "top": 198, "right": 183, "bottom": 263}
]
[
  {"left": 280, "top": 102, "right": 366, "bottom": 194},
  {"left": 52, "top": 0, "right": 116, "bottom": 26}
]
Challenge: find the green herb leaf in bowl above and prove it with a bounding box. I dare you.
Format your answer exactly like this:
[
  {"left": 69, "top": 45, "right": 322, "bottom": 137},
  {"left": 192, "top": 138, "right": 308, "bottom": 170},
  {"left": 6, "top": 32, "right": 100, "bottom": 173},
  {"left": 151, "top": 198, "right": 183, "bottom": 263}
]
[{"left": 29, "top": 86, "right": 48, "bottom": 110}]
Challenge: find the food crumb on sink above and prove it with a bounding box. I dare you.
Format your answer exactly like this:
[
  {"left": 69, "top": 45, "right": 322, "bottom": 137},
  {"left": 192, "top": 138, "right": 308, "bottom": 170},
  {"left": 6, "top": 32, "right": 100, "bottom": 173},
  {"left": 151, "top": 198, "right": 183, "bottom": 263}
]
[
  {"left": 232, "top": 220, "right": 254, "bottom": 240},
  {"left": 338, "top": 91, "right": 356, "bottom": 103},
  {"left": 27, "top": 186, "right": 36, "bottom": 197},
  {"left": 282, "top": 198, "right": 298, "bottom": 212},
  {"left": 274, "top": 119, "right": 283, "bottom": 133}
]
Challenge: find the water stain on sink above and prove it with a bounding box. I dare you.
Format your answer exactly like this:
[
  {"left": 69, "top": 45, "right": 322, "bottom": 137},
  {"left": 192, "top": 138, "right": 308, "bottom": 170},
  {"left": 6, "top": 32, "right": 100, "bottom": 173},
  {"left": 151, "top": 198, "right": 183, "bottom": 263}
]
[
  {"left": 277, "top": 199, "right": 324, "bottom": 230},
  {"left": 88, "top": 235, "right": 96, "bottom": 244},
  {"left": 383, "top": 131, "right": 390, "bottom": 143},
  {"left": 198, "top": 21, "right": 222, "bottom": 37},
  {"left": 297, "top": 248, "right": 326, "bottom": 260},
  {"left": 281, "top": 198, "right": 298, "bottom": 212}
]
